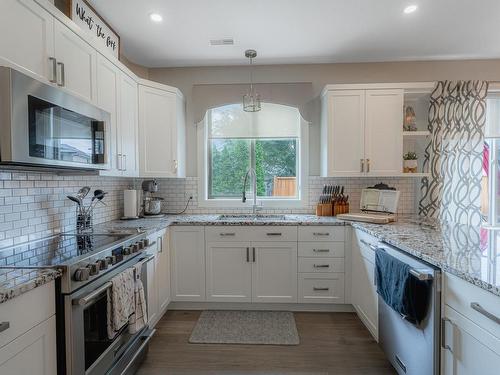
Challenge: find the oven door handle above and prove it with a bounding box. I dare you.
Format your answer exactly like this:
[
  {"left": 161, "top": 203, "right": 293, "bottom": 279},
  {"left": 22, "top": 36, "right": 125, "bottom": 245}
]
[
  {"left": 74, "top": 281, "right": 112, "bottom": 306},
  {"left": 120, "top": 328, "right": 156, "bottom": 375}
]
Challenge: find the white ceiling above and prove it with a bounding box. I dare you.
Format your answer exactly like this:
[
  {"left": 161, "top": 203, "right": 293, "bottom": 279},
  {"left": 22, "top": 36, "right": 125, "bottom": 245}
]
[{"left": 88, "top": 0, "right": 500, "bottom": 68}]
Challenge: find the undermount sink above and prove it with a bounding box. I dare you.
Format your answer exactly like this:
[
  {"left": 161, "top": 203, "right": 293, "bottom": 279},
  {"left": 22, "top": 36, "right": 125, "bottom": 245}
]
[{"left": 217, "top": 214, "right": 288, "bottom": 221}]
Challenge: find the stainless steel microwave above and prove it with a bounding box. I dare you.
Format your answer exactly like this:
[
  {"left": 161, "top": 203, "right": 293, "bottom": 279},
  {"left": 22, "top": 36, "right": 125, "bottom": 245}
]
[{"left": 0, "top": 67, "right": 110, "bottom": 170}]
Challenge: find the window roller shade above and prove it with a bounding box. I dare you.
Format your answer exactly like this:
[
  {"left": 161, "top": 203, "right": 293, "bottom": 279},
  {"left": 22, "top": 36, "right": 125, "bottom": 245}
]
[{"left": 208, "top": 103, "right": 300, "bottom": 139}]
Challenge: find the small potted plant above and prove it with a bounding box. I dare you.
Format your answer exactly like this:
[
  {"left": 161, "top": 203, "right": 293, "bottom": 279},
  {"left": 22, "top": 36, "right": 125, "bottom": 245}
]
[{"left": 403, "top": 152, "right": 418, "bottom": 173}]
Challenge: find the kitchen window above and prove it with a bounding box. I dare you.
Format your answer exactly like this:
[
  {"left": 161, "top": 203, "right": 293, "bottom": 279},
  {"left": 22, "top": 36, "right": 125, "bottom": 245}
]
[
  {"left": 483, "top": 93, "right": 500, "bottom": 225},
  {"left": 198, "top": 103, "right": 308, "bottom": 208}
]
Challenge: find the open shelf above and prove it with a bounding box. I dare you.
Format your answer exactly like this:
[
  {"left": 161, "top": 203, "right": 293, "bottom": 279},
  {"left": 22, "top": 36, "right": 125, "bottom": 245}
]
[{"left": 403, "top": 131, "right": 430, "bottom": 138}]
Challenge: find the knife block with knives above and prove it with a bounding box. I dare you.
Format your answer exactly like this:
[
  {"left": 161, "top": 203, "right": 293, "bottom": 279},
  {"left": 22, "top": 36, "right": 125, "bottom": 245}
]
[{"left": 316, "top": 185, "right": 349, "bottom": 216}]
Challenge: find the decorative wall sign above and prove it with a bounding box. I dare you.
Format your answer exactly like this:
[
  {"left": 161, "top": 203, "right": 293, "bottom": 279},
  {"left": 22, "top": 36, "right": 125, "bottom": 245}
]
[{"left": 71, "top": 0, "right": 120, "bottom": 59}]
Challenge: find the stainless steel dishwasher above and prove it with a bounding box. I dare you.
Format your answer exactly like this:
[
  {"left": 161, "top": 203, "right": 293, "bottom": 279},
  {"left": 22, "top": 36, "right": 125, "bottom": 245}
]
[{"left": 377, "top": 242, "right": 441, "bottom": 375}]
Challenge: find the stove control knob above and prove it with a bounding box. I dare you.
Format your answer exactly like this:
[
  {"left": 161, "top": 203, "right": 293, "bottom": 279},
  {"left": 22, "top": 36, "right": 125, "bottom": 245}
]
[
  {"left": 97, "top": 259, "right": 108, "bottom": 270},
  {"left": 137, "top": 241, "right": 144, "bottom": 250},
  {"left": 74, "top": 267, "right": 90, "bottom": 282},
  {"left": 143, "top": 238, "right": 150, "bottom": 248},
  {"left": 132, "top": 243, "right": 140, "bottom": 252},
  {"left": 106, "top": 255, "right": 117, "bottom": 266},
  {"left": 123, "top": 247, "right": 132, "bottom": 256},
  {"left": 87, "top": 263, "right": 100, "bottom": 276}
]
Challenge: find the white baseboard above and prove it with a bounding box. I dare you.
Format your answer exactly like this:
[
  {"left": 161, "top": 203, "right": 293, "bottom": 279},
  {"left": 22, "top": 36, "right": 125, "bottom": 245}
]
[{"left": 167, "top": 301, "right": 355, "bottom": 312}]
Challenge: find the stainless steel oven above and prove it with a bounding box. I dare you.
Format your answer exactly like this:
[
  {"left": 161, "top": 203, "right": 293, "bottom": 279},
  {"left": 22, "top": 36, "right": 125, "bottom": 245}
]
[
  {"left": 0, "top": 66, "right": 110, "bottom": 170},
  {"left": 63, "top": 254, "right": 155, "bottom": 375}
]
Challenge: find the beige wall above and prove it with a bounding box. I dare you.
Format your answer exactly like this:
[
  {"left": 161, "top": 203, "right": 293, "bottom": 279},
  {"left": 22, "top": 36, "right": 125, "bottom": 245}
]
[
  {"left": 120, "top": 54, "right": 149, "bottom": 79},
  {"left": 148, "top": 59, "right": 500, "bottom": 176}
]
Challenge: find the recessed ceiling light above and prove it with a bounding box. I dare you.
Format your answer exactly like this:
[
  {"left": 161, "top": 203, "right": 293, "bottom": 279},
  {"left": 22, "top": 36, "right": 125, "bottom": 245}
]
[
  {"left": 403, "top": 4, "right": 418, "bottom": 14},
  {"left": 149, "top": 13, "right": 163, "bottom": 22}
]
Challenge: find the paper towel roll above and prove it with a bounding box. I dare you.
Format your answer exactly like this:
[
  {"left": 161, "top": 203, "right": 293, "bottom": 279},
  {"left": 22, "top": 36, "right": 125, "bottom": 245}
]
[{"left": 123, "top": 190, "right": 138, "bottom": 218}]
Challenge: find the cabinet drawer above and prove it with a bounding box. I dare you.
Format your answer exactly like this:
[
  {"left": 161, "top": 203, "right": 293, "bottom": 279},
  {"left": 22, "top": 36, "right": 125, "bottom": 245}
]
[
  {"left": 205, "top": 227, "right": 252, "bottom": 242},
  {"left": 298, "top": 242, "right": 344, "bottom": 257},
  {"left": 299, "top": 273, "right": 345, "bottom": 304},
  {"left": 0, "top": 281, "right": 55, "bottom": 349},
  {"left": 252, "top": 226, "right": 297, "bottom": 241},
  {"left": 445, "top": 273, "right": 500, "bottom": 340},
  {"left": 205, "top": 226, "right": 297, "bottom": 242},
  {"left": 298, "top": 257, "right": 344, "bottom": 273},
  {"left": 298, "top": 226, "right": 344, "bottom": 242}
]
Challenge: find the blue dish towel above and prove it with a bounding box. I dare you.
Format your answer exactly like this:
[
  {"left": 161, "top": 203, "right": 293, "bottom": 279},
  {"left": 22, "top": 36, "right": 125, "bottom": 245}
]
[{"left": 375, "top": 248, "right": 431, "bottom": 325}]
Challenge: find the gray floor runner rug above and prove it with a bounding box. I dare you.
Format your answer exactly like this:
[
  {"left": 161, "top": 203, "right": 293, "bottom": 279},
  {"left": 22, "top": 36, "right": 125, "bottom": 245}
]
[{"left": 189, "top": 310, "right": 300, "bottom": 345}]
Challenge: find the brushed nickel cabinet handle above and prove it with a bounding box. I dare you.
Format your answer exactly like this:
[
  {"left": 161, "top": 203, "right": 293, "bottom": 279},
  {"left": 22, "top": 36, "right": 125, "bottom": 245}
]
[
  {"left": 252, "top": 247, "right": 256, "bottom": 262},
  {"left": 219, "top": 233, "right": 236, "bottom": 237},
  {"left": 48, "top": 57, "right": 57, "bottom": 83},
  {"left": 313, "top": 287, "right": 330, "bottom": 291},
  {"left": 0, "top": 322, "right": 10, "bottom": 333},
  {"left": 313, "top": 249, "right": 330, "bottom": 253},
  {"left": 471, "top": 302, "right": 500, "bottom": 325},
  {"left": 246, "top": 247, "right": 250, "bottom": 262},
  {"left": 266, "top": 232, "right": 282, "bottom": 236},
  {"left": 158, "top": 236, "right": 162, "bottom": 253},
  {"left": 360, "top": 159, "right": 364, "bottom": 172},
  {"left": 313, "top": 264, "right": 330, "bottom": 268},
  {"left": 123, "top": 154, "right": 127, "bottom": 171},
  {"left": 441, "top": 317, "right": 453, "bottom": 352},
  {"left": 57, "top": 62, "right": 65, "bottom": 87},
  {"left": 366, "top": 158, "right": 370, "bottom": 173},
  {"left": 313, "top": 232, "right": 330, "bottom": 236},
  {"left": 360, "top": 239, "right": 377, "bottom": 251}
]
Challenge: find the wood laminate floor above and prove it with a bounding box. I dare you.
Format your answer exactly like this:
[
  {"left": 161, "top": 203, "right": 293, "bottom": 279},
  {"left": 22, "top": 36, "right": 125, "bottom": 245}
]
[{"left": 137, "top": 310, "right": 396, "bottom": 375}]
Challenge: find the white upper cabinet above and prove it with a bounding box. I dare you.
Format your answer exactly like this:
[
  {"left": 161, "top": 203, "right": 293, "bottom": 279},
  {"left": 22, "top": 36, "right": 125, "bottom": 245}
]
[
  {"left": 54, "top": 19, "right": 97, "bottom": 103},
  {"left": 321, "top": 90, "right": 365, "bottom": 177},
  {"left": 118, "top": 73, "right": 139, "bottom": 176},
  {"left": 365, "top": 89, "right": 403, "bottom": 175},
  {"left": 139, "top": 84, "right": 186, "bottom": 178},
  {"left": 0, "top": 0, "right": 55, "bottom": 82},
  {"left": 321, "top": 85, "right": 404, "bottom": 177}
]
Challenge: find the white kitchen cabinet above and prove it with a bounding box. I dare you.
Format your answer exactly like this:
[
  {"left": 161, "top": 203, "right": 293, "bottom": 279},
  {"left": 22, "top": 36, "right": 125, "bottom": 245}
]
[
  {"left": 442, "top": 305, "right": 500, "bottom": 375},
  {"left": 364, "top": 90, "right": 403, "bottom": 175},
  {"left": 170, "top": 227, "right": 205, "bottom": 301},
  {"left": 0, "top": 0, "right": 55, "bottom": 82},
  {"left": 157, "top": 230, "right": 171, "bottom": 313},
  {"left": 118, "top": 72, "right": 139, "bottom": 176},
  {"left": 0, "top": 316, "right": 57, "bottom": 375},
  {"left": 251, "top": 242, "right": 298, "bottom": 303},
  {"left": 206, "top": 242, "right": 253, "bottom": 302},
  {"left": 139, "top": 84, "right": 186, "bottom": 178},
  {"left": 351, "top": 229, "right": 378, "bottom": 340},
  {"left": 321, "top": 90, "right": 365, "bottom": 177},
  {"left": 321, "top": 85, "right": 404, "bottom": 177},
  {"left": 54, "top": 19, "right": 97, "bottom": 102}
]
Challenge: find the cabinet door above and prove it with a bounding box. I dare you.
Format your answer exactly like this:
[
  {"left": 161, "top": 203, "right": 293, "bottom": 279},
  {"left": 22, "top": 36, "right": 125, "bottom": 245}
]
[
  {"left": 54, "top": 19, "right": 97, "bottom": 102},
  {"left": 0, "top": 0, "right": 54, "bottom": 82},
  {"left": 119, "top": 73, "right": 139, "bottom": 177},
  {"left": 96, "top": 54, "right": 120, "bottom": 175},
  {"left": 442, "top": 305, "right": 500, "bottom": 375},
  {"left": 206, "top": 242, "right": 252, "bottom": 302},
  {"left": 139, "top": 85, "right": 177, "bottom": 177},
  {"left": 251, "top": 242, "right": 297, "bottom": 303},
  {"left": 351, "top": 230, "right": 378, "bottom": 340},
  {"left": 322, "top": 90, "right": 365, "bottom": 176},
  {"left": 157, "top": 230, "right": 171, "bottom": 313},
  {"left": 0, "top": 316, "right": 56, "bottom": 375},
  {"left": 146, "top": 252, "right": 159, "bottom": 326},
  {"left": 171, "top": 227, "right": 205, "bottom": 301},
  {"left": 365, "top": 89, "right": 404, "bottom": 175}
]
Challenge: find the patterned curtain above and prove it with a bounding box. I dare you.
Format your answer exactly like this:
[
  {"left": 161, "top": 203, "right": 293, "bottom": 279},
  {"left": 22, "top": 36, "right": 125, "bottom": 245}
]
[{"left": 419, "top": 81, "right": 489, "bottom": 226}]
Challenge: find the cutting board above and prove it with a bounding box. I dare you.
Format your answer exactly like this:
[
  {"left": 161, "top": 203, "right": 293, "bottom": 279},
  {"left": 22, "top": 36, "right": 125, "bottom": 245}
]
[{"left": 337, "top": 212, "right": 396, "bottom": 224}]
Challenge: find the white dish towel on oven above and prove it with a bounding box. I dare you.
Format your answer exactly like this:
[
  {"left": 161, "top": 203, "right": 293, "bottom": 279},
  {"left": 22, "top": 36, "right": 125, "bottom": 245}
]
[
  {"left": 129, "top": 262, "right": 148, "bottom": 334},
  {"left": 107, "top": 268, "right": 135, "bottom": 339}
]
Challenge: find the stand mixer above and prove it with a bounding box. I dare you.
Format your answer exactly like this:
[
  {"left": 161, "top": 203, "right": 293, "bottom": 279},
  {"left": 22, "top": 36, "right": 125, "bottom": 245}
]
[{"left": 141, "top": 179, "right": 165, "bottom": 217}]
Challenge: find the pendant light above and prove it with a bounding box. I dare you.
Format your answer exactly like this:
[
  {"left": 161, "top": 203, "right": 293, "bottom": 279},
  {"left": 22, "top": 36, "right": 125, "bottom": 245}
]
[{"left": 243, "top": 49, "right": 261, "bottom": 112}]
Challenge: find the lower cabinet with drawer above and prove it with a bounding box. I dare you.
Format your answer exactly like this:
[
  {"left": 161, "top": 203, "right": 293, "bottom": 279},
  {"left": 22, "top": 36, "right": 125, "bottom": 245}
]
[
  {"left": 442, "top": 273, "right": 500, "bottom": 375},
  {"left": 0, "top": 281, "right": 57, "bottom": 375},
  {"left": 297, "top": 226, "right": 346, "bottom": 305}
]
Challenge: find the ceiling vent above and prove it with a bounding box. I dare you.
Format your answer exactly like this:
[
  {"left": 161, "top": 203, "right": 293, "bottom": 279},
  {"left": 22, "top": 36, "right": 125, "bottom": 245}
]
[{"left": 210, "top": 38, "right": 234, "bottom": 46}]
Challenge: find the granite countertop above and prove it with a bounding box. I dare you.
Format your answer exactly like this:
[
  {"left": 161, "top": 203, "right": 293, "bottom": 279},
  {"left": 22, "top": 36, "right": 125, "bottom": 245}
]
[
  {"left": 0, "top": 268, "right": 61, "bottom": 304},
  {"left": 350, "top": 218, "right": 500, "bottom": 297}
]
